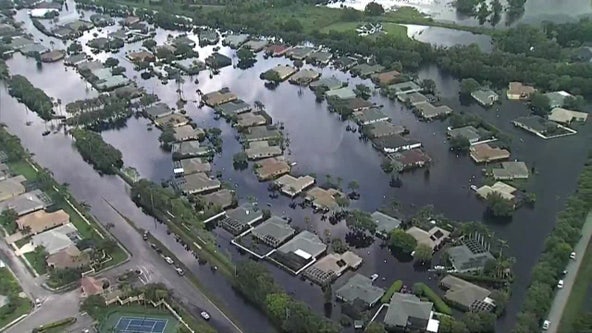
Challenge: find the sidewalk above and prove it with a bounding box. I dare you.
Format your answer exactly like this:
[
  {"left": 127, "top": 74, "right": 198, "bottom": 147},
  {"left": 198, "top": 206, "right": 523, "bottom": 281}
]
[{"left": 545, "top": 211, "right": 592, "bottom": 333}]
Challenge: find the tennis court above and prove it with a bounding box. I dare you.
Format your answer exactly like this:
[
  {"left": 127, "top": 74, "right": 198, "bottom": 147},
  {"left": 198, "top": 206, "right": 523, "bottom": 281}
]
[{"left": 114, "top": 316, "right": 169, "bottom": 333}]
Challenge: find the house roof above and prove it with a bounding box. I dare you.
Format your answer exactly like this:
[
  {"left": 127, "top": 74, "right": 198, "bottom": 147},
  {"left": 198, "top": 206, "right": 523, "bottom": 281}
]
[
  {"left": 175, "top": 173, "right": 220, "bottom": 194},
  {"left": 203, "top": 89, "right": 238, "bottom": 107},
  {"left": 172, "top": 140, "right": 212, "bottom": 157},
  {"left": 440, "top": 275, "right": 491, "bottom": 309},
  {"left": 415, "top": 103, "right": 453, "bottom": 118},
  {"left": 251, "top": 216, "right": 295, "bottom": 245},
  {"left": 406, "top": 226, "right": 450, "bottom": 250},
  {"left": 274, "top": 175, "right": 315, "bottom": 196},
  {"left": 46, "top": 245, "right": 90, "bottom": 269},
  {"left": 309, "top": 76, "right": 343, "bottom": 91},
  {"left": 30, "top": 223, "right": 80, "bottom": 255},
  {"left": 200, "top": 189, "right": 234, "bottom": 209},
  {"left": 17, "top": 209, "right": 70, "bottom": 234},
  {"left": 544, "top": 91, "right": 572, "bottom": 107},
  {"left": 371, "top": 211, "right": 401, "bottom": 235},
  {"left": 305, "top": 187, "right": 342, "bottom": 210},
  {"left": 0, "top": 190, "right": 49, "bottom": 216},
  {"left": 371, "top": 70, "right": 401, "bottom": 85},
  {"left": 388, "top": 81, "right": 422, "bottom": 95},
  {"left": 243, "top": 126, "right": 282, "bottom": 142},
  {"left": 448, "top": 126, "right": 481, "bottom": 142},
  {"left": 226, "top": 203, "right": 263, "bottom": 226},
  {"left": 254, "top": 157, "right": 290, "bottom": 180},
  {"left": 173, "top": 125, "right": 204, "bottom": 141},
  {"left": 353, "top": 108, "right": 389, "bottom": 124},
  {"left": 214, "top": 99, "right": 251, "bottom": 115},
  {"left": 277, "top": 230, "right": 326, "bottom": 259},
  {"left": 80, "top": 276, "right": 104, "bottom": 297},
  {"left": 447, "top": 243, "right": 494, "bottom": 272},
  {"left": 471, "top": 89, "right": 498, "bottom": 104},
  {"left": 507, "top": 82, "right": 536, "bottom": 98},
  {"left": 548, "top": 108, "right": 588, "bottom": 124},
  {"left": 389, "top": 149, "right": 432, "bottom": 170},
  {"left": 492, "top": 161, "right": 529, "bottom": 180},
  {"left": 0, "top": 175, "right": 27, "bottom": 201},
  {"left": 175, "top": 157, "right": 211, "bottom": 175},
  {"left": 223, "top": 33, "right": 249, "bottom": 47},
  {"left": 336, "top": 273, "right": 384, "bottom": 305},
  {"left": 470, "top": 143, "right": 510, "bottom": 163},
  {"left": 325, "top": 87, "right": 356, "bottom": 100},
  {"left": 476, "top": 181, "right": 517, "bottom": 201},
  {"left": 364, "top": 121, "right": 406, "bottom": 138},
  {"left": 237, "top": 112, "right": 268, "bottom": 127},
  {"left": 373, "top": 134, "right": 420, "bottom": 150},
  {"left": 384, "top": 293, "right": 433, "bottom": 328},
  {"left": 246, "top": 141, "right": 283, "bottom": 160}
]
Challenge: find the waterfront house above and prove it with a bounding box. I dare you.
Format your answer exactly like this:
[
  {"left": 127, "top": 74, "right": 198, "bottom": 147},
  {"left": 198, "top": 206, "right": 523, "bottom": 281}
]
[
  {"left": 507, "top": 82, "right": 536, "bottom": 100},
  {"left": 335, "top": 274, "right": 384, "bottom": 308},
  {"left": 223, "top": 33, "right": 249, "bottom": 48},
  {"left": 197, "top": 29, "right": 218, "bottom": 45},
  {"left": 491, "top": 161, "right": 529, "bottom": 180},
  {"left": 285, "top": 46, "right": 314, "bottom": 60},
  {"left": 174, "top": 172, "right": 220, "bottom": 195},
  {"left": 173, "top": 157, "right": 211, "bottom": 176},
  {"left": 236, "top": 112, "right": 268, "bottom": 128},
  {"left": 205, "top": 52, "right": 231, "bottom": 69},
  {"left": 470, "top": 143, "right": 510, "bottom": 163},
  {"left": 0, "top": 175, "right": 27, "bottom": 202},
  {"left": 548, "top": 108, "right": 588, "bottom": 125},
  {"left": 200, "top": 189, "right": 235, "bottom": 210},
  {"left": 398, "top": 91, "right": 428, "bottom": 106},
  {"left": 512, "top": 115, "right": 572, "bottom": 138},
  {"left": 309, "top": 76, "right": 344, "bottom": 91},
  {"left": 154, "top": 114, "right": 190, "bottom": 128},
  {"left": 471, "top": 88, "right": 499, "bottom": 107},
  {"left": 388, "top": 149, "right": 432, "bottom": 172},
  {"left": 265, "top": 65, "right": 298, "bottom": 81},
  {"left": 384, "top": 293, "right": 439, "bottom": 333},
  {"left": 406, "top": 226, "right": 450, "bottom": 251},
  {"left": 172, "top": 35, "right": 196, "bottom": 48},
  {"left": 174, "top": 57, "right": 205, "bottom": 75},
  {"left": 351, "top": 63, "right": 385, "bottom": 78},
  {"left": 334, "top": 56, "right": 358, "bottom": 69},
  {"left": 214, "top": 99, "right": 251, "bottom": 116},
  {"left": 254, "top": 157, "right": 291, "bottom": 181},
  {"left": 371, "top": 211, "right": 402, "bottom": 238},
  {"left": 274, "top": 230, "right": 327, "bottom": 273},
  {"left": 246, "top": 141, "right": 283, "bottom": 161},
  {"left": 123, "top": 16, "right": 140, "bottom": 26},
  {"left": 264, "top": 44, "right": 290, "bottom": 57},
  {"left": 16, "top": 209, "right": 70, "bottom": 235},
  {"left": 203, "top": 88, "right": 238, "bottom": 107},
  {"left": 27, "top": 223, "right": 80, "bottom": 256},
  {"left": 476, "top": 181, "right": 517, "bottom": 201},
  {"left": 440, "top": 275, "right": 494, "bottom": 312},
  {"left": 243, "top": 39, "right": 268, "bottom": 52},
  {"left": 414, "top": 103, "right": 453, "bottom": 120},
  {"left": 446, "top": 240, "right": 495, "bottom": 273},
  {"left": 371, "top": 69, "right": 401, "bottom": 86},
  {"left": 242, "top": 126, "right": 282, "bottom": 143},
  {"left": 387, "top": 81, "right": 422, "bottom": 96},
  {"left": 544, "top": 91, "right": 573, "bottom": 108},
  {"left": 288, "top": 69, "right": 320, "bottom": 86},
  {"left": 126, "top": 50, "right": 155, "bottom": 63},
  {"left": 341, "top": 98, "right": 373, "bottom": 112},
  {"left": 372, "top": 134, "right": 421, "bottom": 154},
  {"left": 251, "top": 216, "right": 295, "bottom": 248},
  {"left": 447, "top": 126, "right": 482, "bottom": 144},
  {"left": 363, "top": 121, "right": 406, "bottom": 138},
  {"left": 173, "top": 125, "right": 205, "bottom": 142},
  {"left": 353, "top": 108, "right": 390, "bottom": 125},
  {"left": 64, "top": 53, "right": 88, "bottom": 67},
  {"left": 274, "top": 175, "right": 315, "bottom": 197},
  {"left": 144, "top": 102, "right": 173, "bottom": 120},
  {"left": 304, "top": 251, "right": 362, "bottom": 285},
  {"left": 0, "top": 190, "right": 50, "bottom": 217},
  {"left": 305, "top": 187, "right": 344, "bottom": 211},
  {"left": 307, "top": 50, "right": 333, "bottom": 65},
  {"left": 325, "top": 87, "right": 356, "bottom": 100},
  {"left": 172, "top": 140, "right": 213, "bottom": 159},
  {"left": 220, "top": 203, "right": 263, "bottom": 235},
  {"left": 40, "top": 50, "right": 65, "bottom": 63}
]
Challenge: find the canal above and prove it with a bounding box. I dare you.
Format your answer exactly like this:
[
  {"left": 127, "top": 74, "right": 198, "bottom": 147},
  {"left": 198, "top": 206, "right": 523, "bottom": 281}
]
[{"left": 3, "top": 2, "right": 592, "bottom": 332}]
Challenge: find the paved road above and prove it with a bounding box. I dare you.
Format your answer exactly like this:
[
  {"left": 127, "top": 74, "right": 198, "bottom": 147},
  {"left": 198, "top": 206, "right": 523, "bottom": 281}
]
[{"left": 545, "top": 212, "right": 592, "bottom": 333}]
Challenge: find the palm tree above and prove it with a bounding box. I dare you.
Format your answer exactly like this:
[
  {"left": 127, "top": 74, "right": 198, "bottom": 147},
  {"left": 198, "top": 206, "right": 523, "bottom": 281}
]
[{"left": 254, "top": 100, "right": 264, "bottom": 111}]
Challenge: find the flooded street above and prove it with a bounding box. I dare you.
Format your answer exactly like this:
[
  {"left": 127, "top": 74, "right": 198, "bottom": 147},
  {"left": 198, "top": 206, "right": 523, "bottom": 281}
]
[{"left": 2, "top": 2, "right": 592, "bottom": 332}]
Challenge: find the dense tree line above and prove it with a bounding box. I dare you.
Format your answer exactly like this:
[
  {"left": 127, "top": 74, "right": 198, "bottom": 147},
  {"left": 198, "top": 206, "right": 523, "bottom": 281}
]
[
  {"left": 544, "top": 18, "right": 592, "bottom": 47},
  {"left": 7, "top": 75, "right": 54, "bottom": 120},
  {"left": 66, "top": 95, "right": 132, "bottom": 129},
  {"left": 234, "top": 261, "right": 339, "bottom": 333},
  {"left": 71, "top": 129, "right": 123, "bottom": 174},
  {"left": 513, "top": 157, "right": 592, "bottom": 332}
]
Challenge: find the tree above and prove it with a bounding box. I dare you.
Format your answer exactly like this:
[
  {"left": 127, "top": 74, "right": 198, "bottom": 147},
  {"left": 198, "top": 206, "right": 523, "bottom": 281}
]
[
  {"left": 420, "top": 79, "right": 436, "bottom": 94},
  {"left": 389, "top": 229, "right": 417, "bottom": 254},
  {"left": 455, "top": 0, "right": 479, "bottom": 14},
  {"left": 365, "top": 322, "right": 387, "bottom": 333},
  {"left": 104, "top": 57, "right": 119, "bottom": 68},
  {"left": 354, "top": 84, "right": 371, "bottom": 100},
  {"left": 413, "top": 244, "right": 433, "bottom": 263},
  {"left": 462, "top": 311, "right": 496, "bottom": 333},
  {"left": 347, "top": 180, "right": 359, "bottom": 193},
  {"left": 237, "top": 47, "right": 256, "bottom": 69},
  {"left": 265, "top": 292, "right": 291, "bottom": 321},
  {"left": 459, "top": 78, "right": 480, "bottom": 96},
  {"left": 364, "top": 2, "right": 385, "bottom": 16},
  {"left": 0, "top": 209, "right": 18, "bottom": 234},
  {"left": 81, "top": 295, "right": 106, "bottom": 318},
  {"left": 439, "top": 316, "right": 469, "bottom": 333},
  {"left": 486, "top": 192, "right": 514, "bottom": 217},
  {"left": 142, "top": 39, "right": 157, "bottom": 50},
  {"left": 530, "top": 92, "right": 551, "bottom": 116},
  {"left": 232, "top": 152, "right": 248, "bottom": 170},
  {"left": 563, "top": 95, "right": 586, "bottom": 111},
  {"left": 449, "top": 135, "right": 471, "bottom": 153}
]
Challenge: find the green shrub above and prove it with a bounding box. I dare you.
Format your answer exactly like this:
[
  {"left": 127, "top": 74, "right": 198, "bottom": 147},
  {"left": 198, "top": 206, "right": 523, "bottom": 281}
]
[
  {"left": 381, "top": 280, "right": 403, "bottom": 304},
  {"left": 413, "top": 282, "right": 452, "bottom": 315}
]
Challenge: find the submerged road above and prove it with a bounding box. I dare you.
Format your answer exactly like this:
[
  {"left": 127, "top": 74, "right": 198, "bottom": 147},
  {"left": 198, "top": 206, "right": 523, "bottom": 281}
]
[{"left": 545, "top": 211, "right": 592, "bottom": 333}]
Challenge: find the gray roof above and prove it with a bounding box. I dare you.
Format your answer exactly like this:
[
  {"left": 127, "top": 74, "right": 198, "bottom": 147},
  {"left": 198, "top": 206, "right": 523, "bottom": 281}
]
[
  {"left": 214, "top": 99, "right": 251, "bottom": 116},
  {"left": 200, "top": 189, "right": 234, "bottom": 209},
  {"left": 309, "top": 75, "right": 343, "bottom": 91},
  {"left": 30, "top": 223, "right": 80, "bottom": 255},
  {"left": 226, "top": 203, "right": 263, "bottom": 226},
  {"left": 492, "top": 161, "right": 529, "bottom": 180},
  {"left": 513, "top": 115, "right": 557, "bottom": 133},
  {"left": 172, "top": 140, "right": 212, "bottom": 158},
  {"left": 242, "top": 126, "right": 282, "bottom": 142},
  {"left": 544, "top": 91, "right": 572, "bottom": 108},
  {"left": 251, "top": 216, "right": 295, "bottom": 245},
  {"left": 384, "top": 293, "right": 433, "bottom": 329},
  {"left": 447, "top": 126, "right": 481, "bottom": 142},
  {"left": 447, "top": 243, "right": 494, "bottom": 273},
  {"left": 0, "top": 190, "right": 50, "bottom": 216},
  {"left": 336, "top": 273, "right": 385, "bottom": 306},
  {"left": 353, "top": 108, "right": 389, "bottom": 124},
  {"left": 20, "top": 43, "right": 49, "bottom": 55},
  {"left": 402, "top": 92, "right": 428, "bottom": 105},
  {"left": 388, "top": 81, "right": 422, "bottom": 95},
  {"left": 223, "top": 33, "right": 249, "bottom": 48},
  {"left": 174, "top": 157, "right": 211, "bottom": 175},
  {"left": 364, "top": 121, "right": 406, "bottom": 138},
  {"left": 145, "top": 103, "right": 172, "bottom": 118},
  {"left": 325, "top": 87, "right": 356, "bottom": 100},
  {"left": 440, "top": 275, "right": 491, "bottom": 309},
  {"left": 277, "top": 230, "right": 326, "bottom": 259},
  {"left": 175, "top": 172, "right": 220, "bottom": 194},
  {"left": 371, "top": 211, "right": 401, "bottom": 235},
  {"left": 471, "top": 89, "right": 499, "bottom": 106},
  {"left": 373, "top": 134, "right": 420, "bottom": 150}
]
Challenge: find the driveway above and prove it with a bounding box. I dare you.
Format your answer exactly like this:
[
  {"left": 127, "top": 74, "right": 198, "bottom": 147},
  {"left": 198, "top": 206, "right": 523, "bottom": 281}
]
[{"left": 545, "top": 212, "right": 592, "bottom": 333}]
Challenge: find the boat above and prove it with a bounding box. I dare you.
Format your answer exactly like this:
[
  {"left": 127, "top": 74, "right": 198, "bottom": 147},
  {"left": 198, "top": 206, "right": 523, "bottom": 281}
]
[
  {"left": 25, "top": 121, "right": 32, "bottom": 126},
  {"left": 41, "top": 130, "right": 50, "bottom": 136}
]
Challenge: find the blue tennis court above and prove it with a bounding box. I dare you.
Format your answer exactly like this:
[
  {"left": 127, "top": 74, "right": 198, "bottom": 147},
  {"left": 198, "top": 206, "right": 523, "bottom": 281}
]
[{"left": 114, "top": 316, "right": 169, "bottom": 333}]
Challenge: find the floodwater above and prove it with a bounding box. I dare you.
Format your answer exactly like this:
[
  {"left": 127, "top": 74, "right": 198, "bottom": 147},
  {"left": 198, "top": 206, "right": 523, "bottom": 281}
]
[
  {"left": 2, "top": 2, "right": 592, "bottom": 333},
  {"left": 328, "top": 0, "right": 592, "bottom": 26},
  {"left": 403, "top": 24, "right": 492, "bottom": 52}
]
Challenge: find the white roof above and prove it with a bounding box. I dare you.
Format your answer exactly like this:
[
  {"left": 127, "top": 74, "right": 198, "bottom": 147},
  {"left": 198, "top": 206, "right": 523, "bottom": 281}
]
[{"left": 294, "top": 249, "right": 312, "bottom": 260}]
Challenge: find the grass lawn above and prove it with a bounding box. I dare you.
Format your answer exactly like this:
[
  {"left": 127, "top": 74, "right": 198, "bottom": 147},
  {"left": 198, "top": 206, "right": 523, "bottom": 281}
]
[
  {"left": 320, "top": 21, "right": 408, "bottom": 40},
  {"left": 23, "top": 252, "right": 47, "bottom": 275},
  {"left": 557, "top": 240, "right": 592, "bottom": 332},
  {"left": 8, "top": 160, "right": 39, "bottom": 181},
  {"left": 0, "top": 268, "right": 33, "bottom": 329}
]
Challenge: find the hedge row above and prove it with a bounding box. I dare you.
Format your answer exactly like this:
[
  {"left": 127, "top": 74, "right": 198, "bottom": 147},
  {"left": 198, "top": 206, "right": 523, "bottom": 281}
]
[
  {"left": 381, "top": 280, "right": 403, "bottom": 304},
  {"left": 33, "top": 317, "right": 76, "bottom": 332},
  {"left": 413, "top": 282, "right": 452, "bottom": 315}
]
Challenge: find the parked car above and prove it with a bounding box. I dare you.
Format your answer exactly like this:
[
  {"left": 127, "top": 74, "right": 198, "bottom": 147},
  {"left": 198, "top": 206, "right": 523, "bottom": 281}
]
[
  {"left": 175, "top": 267, "right": 184, "bottom": 276},
  {"left": 143, "top": 231, "right": 149, "bottom": 241},
  {"left": 370, "top": 274, "right": 379, "bottom": 282},
  {"left": 200, "top": 311, "right": 210, "bottom": 320},
  {"left": 164, "top": 256, "right": 174, "bottom": 265},
  {"left": 542, "top": 320, "right": 551, "bottom": 330},
  {"left": 570, "top": 251, "right": 576, "bottom": 260},
  {"left": 557, "top": 280, "right": 564, "bottom": 289}
]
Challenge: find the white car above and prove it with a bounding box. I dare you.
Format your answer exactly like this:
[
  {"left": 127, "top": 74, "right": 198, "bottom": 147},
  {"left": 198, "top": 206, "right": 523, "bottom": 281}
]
[
  {"left": 200, "top": 311, "right": 210, "bottom": 320},
  {"left": 570, "top": 251, "right": 576, "bottom": 260},
  {"left": 542, "top": 320, "right": 550, "bottom": 330},
  {"left": 164, "top": 256, "right": 174, "bottom": 264},
  {"left": 175, "top": 267, "right": 185, "bottom": 276},
  {"left": 370, "top": 274, "right": 379, "bottom": 282},
  {"left": 557, "top": 280, "right": 564, "bottom": 289}
]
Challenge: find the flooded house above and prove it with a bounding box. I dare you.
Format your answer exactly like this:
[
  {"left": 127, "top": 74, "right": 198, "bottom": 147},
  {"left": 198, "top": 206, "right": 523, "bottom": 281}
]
[
  {"left": 273, "top": 175, "right": 315, "bottom": 197},
  {"left": 253, "top": 157, "right": 291, "bottom": 181},
  {"left": 245, "top": 141, "right": 283, "bottom": 160},
  {"left": 469, "top": 143, "right": 510, "bottom": 163}
]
